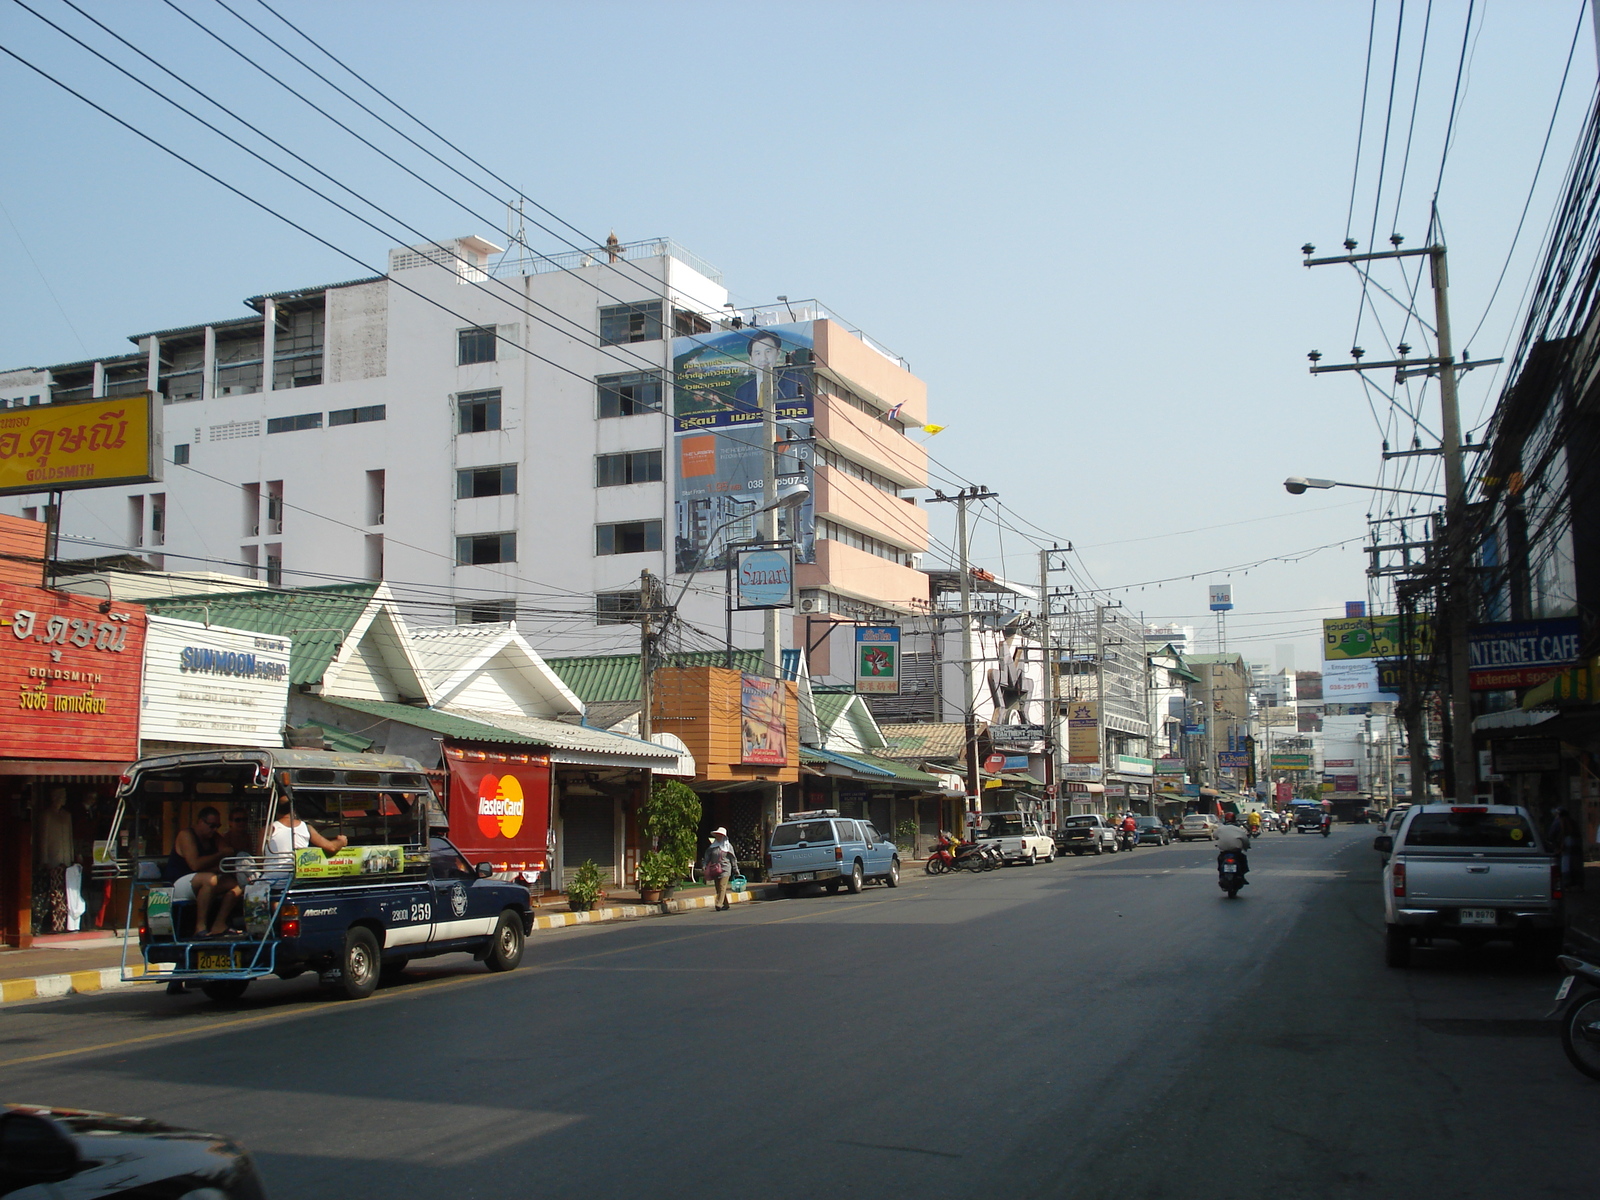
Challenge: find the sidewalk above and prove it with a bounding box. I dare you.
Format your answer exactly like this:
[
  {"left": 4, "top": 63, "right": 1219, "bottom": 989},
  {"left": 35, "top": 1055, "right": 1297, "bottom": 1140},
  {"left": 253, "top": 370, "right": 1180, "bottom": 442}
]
[{"left": 0, "top": 883, "right": 772, "bottom": 1004}]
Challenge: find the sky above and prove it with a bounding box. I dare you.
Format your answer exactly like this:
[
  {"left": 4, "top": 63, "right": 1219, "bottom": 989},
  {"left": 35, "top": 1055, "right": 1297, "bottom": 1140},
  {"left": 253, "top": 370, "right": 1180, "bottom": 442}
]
[{"left": 0, "top": 0, "right": 1593, "bottom": 671}]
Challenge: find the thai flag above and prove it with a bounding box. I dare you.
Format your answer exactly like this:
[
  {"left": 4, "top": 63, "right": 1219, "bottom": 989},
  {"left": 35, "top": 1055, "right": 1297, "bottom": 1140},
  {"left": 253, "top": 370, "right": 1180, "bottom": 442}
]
[{"left": 883, "top": 402, "right": 903, "bottom": 422}]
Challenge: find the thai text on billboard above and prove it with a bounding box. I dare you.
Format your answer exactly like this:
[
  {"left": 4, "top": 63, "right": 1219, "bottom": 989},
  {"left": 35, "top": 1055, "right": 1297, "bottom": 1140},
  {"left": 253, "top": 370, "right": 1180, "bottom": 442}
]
[
  {"left": 1323, "top": 614, "right": 1431, "bottom": 660},
  {"left": 1467, "top": 619, "right": 1581, "bottom": 690},
  {"left": 0, "top": 394, "right": 160, "bottom": 496}
]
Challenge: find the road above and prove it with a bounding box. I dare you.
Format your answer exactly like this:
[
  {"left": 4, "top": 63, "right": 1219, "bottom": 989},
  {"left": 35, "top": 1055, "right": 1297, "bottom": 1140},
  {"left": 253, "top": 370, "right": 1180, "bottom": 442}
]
[{"left": 4, "top": 827, "right": 1597, "bottom": 1199}]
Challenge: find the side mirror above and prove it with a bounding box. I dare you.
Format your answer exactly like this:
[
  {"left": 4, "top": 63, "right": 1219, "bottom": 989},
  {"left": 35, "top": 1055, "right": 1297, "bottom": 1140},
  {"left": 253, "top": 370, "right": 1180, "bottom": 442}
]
[
  {"left": 0, "top": 1113, "right": 81, "bottom": 1185},
  {"left": 1373, "top": 836, "right": 1393, "bottom": 853},
  {"left": 476, "top": 862, "right": 494, "bottom": 879}
]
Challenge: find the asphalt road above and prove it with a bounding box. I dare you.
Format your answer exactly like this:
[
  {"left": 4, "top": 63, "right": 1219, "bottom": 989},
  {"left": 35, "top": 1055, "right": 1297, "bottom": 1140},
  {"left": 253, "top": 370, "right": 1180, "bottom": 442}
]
[{"left": 4, "top": 827, "right": 1597, "bottom": 1199}]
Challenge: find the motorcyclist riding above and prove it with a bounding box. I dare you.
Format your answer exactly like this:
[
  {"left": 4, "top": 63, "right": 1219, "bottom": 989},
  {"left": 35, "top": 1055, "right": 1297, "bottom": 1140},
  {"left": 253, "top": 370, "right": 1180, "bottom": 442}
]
[
  {"left": 1215, "top": 812, "right": 1252, "bottom": 885},
  {"left": 1246, "top": 810, "right": 1262, "bottom": 836}
]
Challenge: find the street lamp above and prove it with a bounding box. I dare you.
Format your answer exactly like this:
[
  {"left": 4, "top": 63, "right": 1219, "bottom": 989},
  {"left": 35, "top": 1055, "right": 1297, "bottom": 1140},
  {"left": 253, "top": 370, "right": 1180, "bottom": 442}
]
[{"left": 1283, "top": 476, "right": 1444, "bottom": 499}]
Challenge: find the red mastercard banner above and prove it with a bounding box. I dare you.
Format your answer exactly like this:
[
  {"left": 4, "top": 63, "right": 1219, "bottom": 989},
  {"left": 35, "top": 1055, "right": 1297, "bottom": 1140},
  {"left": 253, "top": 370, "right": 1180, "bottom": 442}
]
[{"left": 444, "top": 744, "right": 551, "bottom": 873}]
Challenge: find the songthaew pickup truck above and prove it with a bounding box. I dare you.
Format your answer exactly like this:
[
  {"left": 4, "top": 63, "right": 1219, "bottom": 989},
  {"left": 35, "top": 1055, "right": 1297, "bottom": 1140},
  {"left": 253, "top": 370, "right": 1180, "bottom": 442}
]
[
  {"left": 1376, "top": 803, "right": 1563, "bottom": 968},
  {"left": 98, "top": 749, "right": 534, "bottom": 1001}
]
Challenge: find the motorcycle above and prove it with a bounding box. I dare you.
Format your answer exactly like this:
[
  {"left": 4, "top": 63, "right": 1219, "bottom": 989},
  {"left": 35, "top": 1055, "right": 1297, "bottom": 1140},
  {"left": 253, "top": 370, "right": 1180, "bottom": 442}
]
[
  {"left": 1116, "top": 828, "right": 1138, "bottom": 853},
  {"left": 1555, "top": 953, "right": 1600, "bottom": 1079},
  {"left": 1320, "top": 819, "right": 1332, "bottom": 838},
  {"left": 1217, "top": 849, "right": 1246, "bottom": 898},
  {"left": 924, "top": 836, "right": 998, "bottom": 874}
]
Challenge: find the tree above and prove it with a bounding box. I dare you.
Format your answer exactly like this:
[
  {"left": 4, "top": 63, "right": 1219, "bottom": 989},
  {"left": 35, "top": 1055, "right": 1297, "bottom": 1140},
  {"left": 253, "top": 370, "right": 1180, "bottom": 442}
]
[{"left": 641, "top": 778, "right": 701, "bottom": 882}]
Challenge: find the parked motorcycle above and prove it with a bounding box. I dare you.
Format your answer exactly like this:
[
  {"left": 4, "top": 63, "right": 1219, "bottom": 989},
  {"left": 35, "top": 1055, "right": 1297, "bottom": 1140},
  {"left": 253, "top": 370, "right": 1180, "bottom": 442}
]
[
  {"left": 925, "top": 837, "right": 958, "bottom": 875},
  {"left": 1555, "top": 953, "right": 1600, "bottom": 1080},
  {"left": 924, "top": 835, "right": 998, "bottom": 874},
  {"left": 1217, "top": 849, "right": 1246, "bottom": 898}
]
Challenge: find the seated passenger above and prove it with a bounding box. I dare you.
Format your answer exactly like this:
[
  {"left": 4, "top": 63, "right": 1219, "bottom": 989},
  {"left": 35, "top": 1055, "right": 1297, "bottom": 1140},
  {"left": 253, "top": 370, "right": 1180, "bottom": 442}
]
[
  {"left": 264, "top": 799, "right": 348, "bottom": 880},
  {"left": 222, "top": 806, "right": 255, "bottom": 855},
  {"left": 166, "top": 806, "right": 242, "bottom": 938}
]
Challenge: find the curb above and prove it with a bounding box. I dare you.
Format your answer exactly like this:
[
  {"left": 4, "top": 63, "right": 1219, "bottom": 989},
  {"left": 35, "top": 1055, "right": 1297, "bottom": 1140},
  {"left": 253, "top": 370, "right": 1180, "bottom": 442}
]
[
  {"left": 0, "top": 961, "right": 160, "bottom": 1005},
  {"left": 532, "top": 889, "right": 753, "bottom": 930}
]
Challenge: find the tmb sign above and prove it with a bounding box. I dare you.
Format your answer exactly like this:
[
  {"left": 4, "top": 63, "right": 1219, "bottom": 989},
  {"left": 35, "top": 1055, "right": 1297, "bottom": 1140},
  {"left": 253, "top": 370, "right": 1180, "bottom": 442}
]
[{"left": 1468, "top": 619, "right": 1582, "bottom": 690}]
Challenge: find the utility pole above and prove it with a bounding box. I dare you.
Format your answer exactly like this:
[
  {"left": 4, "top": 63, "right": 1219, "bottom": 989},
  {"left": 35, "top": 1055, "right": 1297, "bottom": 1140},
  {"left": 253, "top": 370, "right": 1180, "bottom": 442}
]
[
  {"left": 930, "top": 485, "right": 998, "bottom": 830},
  {"left": 638, "top": 568, "right": 656, "bottom": 739},
  {"left": 1039, "top": 548, "right": 1060, "bottom": 823},
  {"left": 753, "top": 335, "right": 782, "bottom": 682},
  {"left": 1305, "top": 238, "right": 1487, "bottom": 802}
]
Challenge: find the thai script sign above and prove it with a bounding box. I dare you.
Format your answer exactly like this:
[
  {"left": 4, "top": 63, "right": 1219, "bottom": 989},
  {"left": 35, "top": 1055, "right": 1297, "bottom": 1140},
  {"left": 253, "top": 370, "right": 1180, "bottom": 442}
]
[
  {"left": 1270, "top": 753, "right": 1313, "bottom": 770},
  {"left": 1323, "top": 614, "right": 1432, "bottom": 661},
  {"left": 1467, "top": 619, "right": 1582, "bottom": 691},
  {"left": 0, "top": 394, "right": 160, "bottom": 496},
  {"left": 854, "top": 625, "right": 900, "bottom": 695}
]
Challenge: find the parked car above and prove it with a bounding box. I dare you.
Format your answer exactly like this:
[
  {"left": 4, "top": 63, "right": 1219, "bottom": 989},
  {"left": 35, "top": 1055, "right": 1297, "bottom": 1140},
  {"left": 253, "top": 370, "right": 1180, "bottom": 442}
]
[
  {"left": 1378, "top": 803, "right": 1562, "bottom": 968},
  {"left": 1374, "top": 804, "right": 1412, "bottom": 862},
  {"left": 974, "top": 812, "right": 1057, "bottom": 864},
  {"left": 1178, "top": 813, "right": 1219, "bottom": 842},
  {"left": 1055, "top": 814, "right": 1117, "bottom": 855},
  {"left": 0, "top": 1104, "right": 267, "bottom": 1198},
  {"left": 1135, "top": 815, "right": 1170, "bottom": 846},
  {"left": 767, "top": 810, "right": 900, "bottom": 895}
]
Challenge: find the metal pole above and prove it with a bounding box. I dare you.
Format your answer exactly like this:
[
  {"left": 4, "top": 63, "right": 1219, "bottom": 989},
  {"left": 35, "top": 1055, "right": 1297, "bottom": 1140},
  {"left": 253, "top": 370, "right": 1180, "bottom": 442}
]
[
  {"left": 639, "top": 568, "right": 654, "bottom": 740},
  {"left": 957, "top": 490, "right": 979, "bottom": 820},
  {"left": 1429, "top": 245, "right": 1478, "bottom": 801},
  {"left": 1039, "top": 548, "right": 1056, "bottom": 825},
  {"left": 757, "top": 342, "right": 780, "bottom": 682}
]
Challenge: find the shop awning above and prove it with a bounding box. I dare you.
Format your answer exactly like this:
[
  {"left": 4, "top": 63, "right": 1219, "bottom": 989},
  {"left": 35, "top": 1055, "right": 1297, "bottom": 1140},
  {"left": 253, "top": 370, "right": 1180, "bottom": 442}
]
[
  {"left": 1065, "top": 781, "right": 1105, "bottom": 794},
  {"left": 1521, "top": 657, "right": 1598, "bottom": 710},
  {"left": 998, "top": 770, "right": 1046, "bottom": 788},
  {"left": 801, "top": 747, "right": 899, "bottom": 780}
]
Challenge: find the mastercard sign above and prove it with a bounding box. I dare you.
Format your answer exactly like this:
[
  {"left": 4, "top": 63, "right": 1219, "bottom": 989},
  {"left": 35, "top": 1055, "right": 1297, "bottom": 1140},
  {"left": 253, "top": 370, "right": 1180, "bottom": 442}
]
[
  {"left": 445, "top": 748, "right": 550, "bottom": 870},
  {"left": 476, "top": 773, "right": 525, "bottom": 840}
]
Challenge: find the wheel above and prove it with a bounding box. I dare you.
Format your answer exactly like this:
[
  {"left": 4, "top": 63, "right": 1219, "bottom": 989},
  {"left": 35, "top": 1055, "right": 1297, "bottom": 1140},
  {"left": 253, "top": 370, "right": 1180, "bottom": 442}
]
[
  {"left": 379, "top": 957, "right": 411, "bottom": 983},
  {"left": 1224, "top": 883, "right": 1240, "bottom": 899},
  {"left": 924, "top": 858, "right": 944, "bottom": 875},
  {"left": 984, "top": 853, "right": 1001, "bottom": 872},
  {"left": 1026, "top": 849, "right": 1038, "bottom": 866},
  {"left": 1043, "top": 848, "right": 1055, "bottom": 863},
  {"left": 334, "top": 927, "right": 380, "bottom": 1000},
  {"left": 1561, "top": 991, "right": 1600, "bottom": 1080},
  {"left": 1384, "top": 925, "right": 1411, "bottom": 968},
  {"left": 884, "top": 858, "right": 900, "bottom": 888},
  {"left": 1094, "top": 840, "right": 1104, "bottom": 855},
  {"left": 845, "top": 863, "right": 864, "bottom": 894},
  {"left": 485, "top": 911, "right": 524, "bottom": 972},
  {"left": 200, "top": 980, "right": 250, "bottom": 1003}
]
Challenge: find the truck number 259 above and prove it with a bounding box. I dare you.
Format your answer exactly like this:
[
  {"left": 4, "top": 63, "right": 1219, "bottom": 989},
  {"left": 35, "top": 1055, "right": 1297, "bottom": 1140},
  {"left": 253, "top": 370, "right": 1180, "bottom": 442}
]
[{"left": 393, "top": 902, "right": 430, "bottom": 922}]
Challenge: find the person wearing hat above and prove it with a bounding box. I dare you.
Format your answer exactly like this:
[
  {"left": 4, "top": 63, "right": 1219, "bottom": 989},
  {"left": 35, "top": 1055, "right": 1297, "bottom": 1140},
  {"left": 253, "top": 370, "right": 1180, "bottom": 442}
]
[{"left": 701, "top": 826, "right": 739, "bottom": 911}]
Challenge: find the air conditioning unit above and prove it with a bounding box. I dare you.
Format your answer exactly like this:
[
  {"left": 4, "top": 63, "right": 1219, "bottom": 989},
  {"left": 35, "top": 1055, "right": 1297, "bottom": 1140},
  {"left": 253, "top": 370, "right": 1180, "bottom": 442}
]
[{"left": 799, "top": 598, "right": 822, "bottom": 613}]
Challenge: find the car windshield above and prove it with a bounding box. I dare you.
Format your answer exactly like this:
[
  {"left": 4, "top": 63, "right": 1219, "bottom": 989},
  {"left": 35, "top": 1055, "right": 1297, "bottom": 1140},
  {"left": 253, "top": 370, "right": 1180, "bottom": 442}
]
[
  {"left": 1063, "top": 817, "right": 1098, "bottom": 828},
  {"left": 1404, "top": 812, "right": 1540, "bottom": 849},
  {"left": 772, "top": 821, "right": 836, "bottom": 847},
  {"left": 982, "top": 817, "right": 1026, "bottom": 836}
]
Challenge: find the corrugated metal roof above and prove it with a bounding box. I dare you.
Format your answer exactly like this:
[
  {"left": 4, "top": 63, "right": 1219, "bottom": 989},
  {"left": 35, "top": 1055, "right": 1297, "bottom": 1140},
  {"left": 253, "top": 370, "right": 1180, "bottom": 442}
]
[
  {"left": 244, "top": 276, "right": 386, "bottom": 309},
  {"left": 853, "top": 755, "right": 945, "bottom": 785},
  {"left": 141, "top": 582, "right": 378, "bottom": 686},
  {"left": 546, "top": 649, "right": 802, "bottom": 704},
  {"left": 321, "top": 698, "right": 675, "bottom": 764},
  {"left": 319, "top": 697, "right": 525, "bottom": 744},
  {"left": 812, "top": 693, "right": 853, "bottom": 730},
  {"left": 877, "top": 723, "right": 971, "bottom": 760},
  {"left": 801, "top": 747, "right": 898, "bottom": 778}
]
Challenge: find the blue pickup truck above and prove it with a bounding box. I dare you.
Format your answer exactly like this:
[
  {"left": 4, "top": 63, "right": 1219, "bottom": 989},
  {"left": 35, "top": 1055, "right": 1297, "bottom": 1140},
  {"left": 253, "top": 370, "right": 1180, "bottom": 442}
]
[
  {"left": 766, "top": 809, "right": 901, "bottom": 896},
  {"left": 102, "top": 749, "right": 534, "bottom": 1001}
]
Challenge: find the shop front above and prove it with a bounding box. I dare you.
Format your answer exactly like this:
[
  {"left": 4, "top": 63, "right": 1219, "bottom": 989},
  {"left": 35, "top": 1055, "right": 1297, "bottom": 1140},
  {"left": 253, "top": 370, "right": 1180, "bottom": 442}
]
[{"left": 1, "top": 582, "right": 147, "bottom": 945}]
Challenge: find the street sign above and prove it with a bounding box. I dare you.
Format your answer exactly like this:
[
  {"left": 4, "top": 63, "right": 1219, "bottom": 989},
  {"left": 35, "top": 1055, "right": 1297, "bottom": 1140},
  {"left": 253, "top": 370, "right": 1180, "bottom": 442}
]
[
  {"left": 853, "top": 625, "right": 900, "bottom": 694},
  {"left": 990, "top": 723, "right": 1045, "bottom": 744},
  {"left": 734, "top": 546, "right": 795, "bottom": 610}
]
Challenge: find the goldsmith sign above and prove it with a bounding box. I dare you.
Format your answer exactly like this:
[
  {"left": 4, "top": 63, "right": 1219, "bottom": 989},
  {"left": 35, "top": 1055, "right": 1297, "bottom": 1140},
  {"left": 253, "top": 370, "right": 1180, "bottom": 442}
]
[{"left": 0, "top": 394, "right": 161, "bottom": 496}]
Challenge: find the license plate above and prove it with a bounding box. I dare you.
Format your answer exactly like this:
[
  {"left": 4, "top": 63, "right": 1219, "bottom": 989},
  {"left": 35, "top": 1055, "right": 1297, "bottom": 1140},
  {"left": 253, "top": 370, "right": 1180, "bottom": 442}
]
[
  {"left": 795, "top": 872, "right": 814, "bottom": 881},
  {"left": 1557, "top": 976, "right": 1575, "bottom": 1002},
  {"left": 1222, "top": 864, "right": 1237, "bottom": 873},
  {"left": 195, "top": 951, "right": 235, "bottom": 971},
  {"left": 1459, "top": 909, "right": 1496, "bottom": 926}
]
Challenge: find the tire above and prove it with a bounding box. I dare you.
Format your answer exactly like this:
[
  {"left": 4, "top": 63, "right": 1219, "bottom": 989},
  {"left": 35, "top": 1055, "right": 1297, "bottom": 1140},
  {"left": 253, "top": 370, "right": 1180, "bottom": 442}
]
[
  {"left": 1044, "top": 848, "right": 1055, "bottom": 863},
  {"left": 924, "top": 858, "right": 944, "bottom": 876},
  {"left": 1384, "top": 924, "right": 1411, "bottom": 968},
  {"left": 1224, "top": 883, "right": 1240, "bottom": 899},
  {"left": 1094, "top": 841, "right": 1104, "bottom": 855},
  {"left": 1561, "top": 991, "right": 1600, "bottom": 1081},
  {"left": 1026, "top": 849, "right": 1038, "bottom": 866},
  {"left": 845, "top": 863, "right": 864, "bottom": 894},
  {"left": 884, "top": 858, "right": 901, "bottom": 888},
  {"left": 334, "top": 927, "right": 380, "bottom": 1000},
  {"left": 485, "top": 911, "right": 524, "bottom": 973},
  {"left": 200, "top": 980, "right": 250, "bottom": 1003}
]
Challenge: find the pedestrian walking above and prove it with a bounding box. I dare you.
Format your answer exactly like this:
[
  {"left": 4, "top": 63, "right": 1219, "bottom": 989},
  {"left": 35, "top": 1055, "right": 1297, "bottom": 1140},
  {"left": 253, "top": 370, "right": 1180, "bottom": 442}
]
[{"left": 701, "top": 827, "right": 738, "bottom": 911}]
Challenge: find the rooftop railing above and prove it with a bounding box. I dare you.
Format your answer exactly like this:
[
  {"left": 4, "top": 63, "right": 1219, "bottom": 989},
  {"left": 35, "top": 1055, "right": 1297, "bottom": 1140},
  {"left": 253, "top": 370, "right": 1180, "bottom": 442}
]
[{"left": 488, "top": 237, "right": 723, "bottom": 285}]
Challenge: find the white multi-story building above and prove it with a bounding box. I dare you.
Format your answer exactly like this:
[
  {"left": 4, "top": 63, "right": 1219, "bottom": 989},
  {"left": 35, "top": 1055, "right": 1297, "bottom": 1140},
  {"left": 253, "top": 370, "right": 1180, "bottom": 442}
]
[{"left": 0, "top": 236, "right": 933, "bottom": 667}]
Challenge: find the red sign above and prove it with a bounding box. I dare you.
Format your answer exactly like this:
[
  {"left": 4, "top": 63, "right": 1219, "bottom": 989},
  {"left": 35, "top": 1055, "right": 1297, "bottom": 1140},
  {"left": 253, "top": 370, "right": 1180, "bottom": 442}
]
[
  {"left": 444, "top": 745, "right": 550, "bottom": 875},
  {"left": 984, "top": 754, "right": 1006, "bottom": 773},
  {"left": 0, "top": 584, "right": 144, "bottom": 761}
]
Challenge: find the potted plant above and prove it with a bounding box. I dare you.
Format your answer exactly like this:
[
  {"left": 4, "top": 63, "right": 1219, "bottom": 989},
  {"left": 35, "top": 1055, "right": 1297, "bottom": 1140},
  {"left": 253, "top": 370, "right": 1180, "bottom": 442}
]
[
  {"left": 637, "top": 850, "right": 675, "bottom": 904},
  {"left": 640, "top": 778, "right": 702, "bottom": 896},
  {"left": 566, "top": 859, "right": 606, "bottom": 912}
]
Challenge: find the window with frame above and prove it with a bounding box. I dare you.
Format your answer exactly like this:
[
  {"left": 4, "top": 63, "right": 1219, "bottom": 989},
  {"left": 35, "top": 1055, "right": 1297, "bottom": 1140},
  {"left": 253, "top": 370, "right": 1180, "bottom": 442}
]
[
  {"left": 595, "top": 450, "right": 662, "bottom": 487},
  {"left": 458, "top": 326, "right": 497, "bottom": 365},
  {"left": 457, "top": 389, "right": 502, "bottom": 433},
  {"left": 457, "top": 465, "right": 518, "bottom": 498},
  {"left": 599, "top": 302, "right": 663, "bottom": 345},
  {"left": 456, "top": 599, "right": 516, "bottom": 624},
  {"left": 456, "top": 532, "right": 516, "bottom": 565},
  {"left": 597, "top": 371, "right": 663, "bottom": 418},
  {"left": 595, "top": 520, "right": 661, "bottom": 556},
  {"left": 596, "top": 590, "right": 644, "bottom": 625},
  {"left": 266, "top": 412, "right": 322, "bottom": 434},
  {"left": 172, "top": 443, "right": 190, "bottom": 465},
  {"left": 329, "top": 405, "right": 386, "bottom": 426}
]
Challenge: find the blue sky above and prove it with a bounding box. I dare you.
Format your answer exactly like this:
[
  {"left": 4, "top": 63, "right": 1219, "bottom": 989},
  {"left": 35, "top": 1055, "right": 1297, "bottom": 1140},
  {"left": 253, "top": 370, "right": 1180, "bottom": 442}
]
[{"left": 0, "top": 0, "right": 1591, "bottom": 669}]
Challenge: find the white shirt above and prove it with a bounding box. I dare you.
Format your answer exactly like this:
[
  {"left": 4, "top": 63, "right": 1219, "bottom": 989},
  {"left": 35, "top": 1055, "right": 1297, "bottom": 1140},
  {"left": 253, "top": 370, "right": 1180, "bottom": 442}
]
[{"left": 266, "top": 819, "right": 314, "bottom": 858}]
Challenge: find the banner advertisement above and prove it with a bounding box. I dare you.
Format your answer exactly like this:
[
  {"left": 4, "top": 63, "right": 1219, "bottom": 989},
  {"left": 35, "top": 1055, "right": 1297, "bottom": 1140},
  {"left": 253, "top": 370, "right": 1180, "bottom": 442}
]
[
  {"left": 139, "top": 616, "right": 290, "bottom": 747},
  {"left": 734, "top": 547, "right": 795, "bottom": 610},
  {"left": 1104, "top": 783, "right": 1128, "bottom": 799},
  {"left": 445, "top": 747, "right": 551, "bottom": 874},
  {"left": 1156, "top": 756, "right": 1186, "bottom": 776},
  {"left": 1270, "top": 753, "right": 1313, "bottom": 770},
  {"left": 1061, "top": 763, "right": 1102, "bottom": 781},
  {"left": 1275, "top": 780, "right": 1292, "bottom": 804},
  {"left": 740, "top": 673, "right": 788, "bottom": 765},
  {"left": 1, "top": 583, "right": 146, "bottom": 760},
  {"left": 0, "top": 393, "right": 161, "bottom": 496},
  {"left": 1216, "top": 751, "right": 1249, "bottom": 770},
  {"left": 673, "top": 321, "right": 816, "bottom": 574},
  {"left": 1065, "top": 699, "right": 1100, "bottom": 763},
  {"left": 1467, "top": 618, "right": 1582, "bottom": 691},
  {"left": 1321, "top": 658, "right": 1400, "bottom": 704},
  {"left": 854, "top": 626, "right": 901, "bottom": 695},
  {"left": 1323, "top": 614, "right": 1431, "bottom": 661},
  {"left": 293, "top": 844, "right": 408, "bottom": 879}
]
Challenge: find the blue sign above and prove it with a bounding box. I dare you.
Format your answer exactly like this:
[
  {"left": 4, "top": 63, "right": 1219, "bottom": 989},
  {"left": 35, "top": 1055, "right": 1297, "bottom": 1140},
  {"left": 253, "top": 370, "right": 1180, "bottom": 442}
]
[
  {"left": 1182, "top": 724, "right": 1203, "bottom": 735},
  {"left": 1002, "top": 755, "right": 1029, "bottom": 771},
  {"left": 1216, "top": 751, "right": 1249, "bottom": 770},
  {"left": 1467, "top": 618, "right": 1582, "bottom": 690},
  {"left": 734, "top": 547, "right": 794, "bottom": 610}
]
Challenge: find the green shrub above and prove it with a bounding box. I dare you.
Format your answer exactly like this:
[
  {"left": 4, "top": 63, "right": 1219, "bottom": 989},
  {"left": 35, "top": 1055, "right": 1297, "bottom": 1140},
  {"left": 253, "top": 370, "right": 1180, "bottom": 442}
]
[
  {"left": 895, "top": 818, "right": 920, "bottom": 853},
  {"left": 567, "top": 859, "right": 606, "bottom": 907},
  {"left": 641, "top": 778, "right": 702, "bottom": 881}
]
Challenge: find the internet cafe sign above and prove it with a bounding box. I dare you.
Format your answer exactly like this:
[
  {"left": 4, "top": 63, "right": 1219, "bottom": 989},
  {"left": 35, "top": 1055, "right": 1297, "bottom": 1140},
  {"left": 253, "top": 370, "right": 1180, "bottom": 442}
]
[
  {"left": 1467, "top": 618, "right": 1581, "bottom": 691},
  {"left": 0, "top": 394, "right": 161, "bottom": 495}
]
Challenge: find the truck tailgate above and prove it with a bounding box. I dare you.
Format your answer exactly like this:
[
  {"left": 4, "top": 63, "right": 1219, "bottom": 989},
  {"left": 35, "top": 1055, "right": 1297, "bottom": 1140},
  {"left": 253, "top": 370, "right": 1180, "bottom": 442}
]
[
  {"left": 770, "top": 847, "right": 833, "bottom": 877},
  {"left": 1402, "top": 853, "right": 1553, "bottom": 903}
]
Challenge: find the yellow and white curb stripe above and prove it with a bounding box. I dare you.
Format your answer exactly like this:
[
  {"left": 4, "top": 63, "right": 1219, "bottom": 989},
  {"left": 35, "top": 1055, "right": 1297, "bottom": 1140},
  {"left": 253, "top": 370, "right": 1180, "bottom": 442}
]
[
  {"left": 530, "top": 889, "right": 752, "bottom": 931},
  {"left": 1, "top": 962, "right": 159, "bottom": 1004}
]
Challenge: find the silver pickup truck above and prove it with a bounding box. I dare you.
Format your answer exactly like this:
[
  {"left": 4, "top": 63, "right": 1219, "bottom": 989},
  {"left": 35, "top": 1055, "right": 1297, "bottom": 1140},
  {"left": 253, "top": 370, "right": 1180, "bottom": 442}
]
[
  {"left": 1377, "top": 802, "right": 1563, "bottom": 968},
  {"left": 975, "top": 812, "right": 1056, "bottom": 865}
]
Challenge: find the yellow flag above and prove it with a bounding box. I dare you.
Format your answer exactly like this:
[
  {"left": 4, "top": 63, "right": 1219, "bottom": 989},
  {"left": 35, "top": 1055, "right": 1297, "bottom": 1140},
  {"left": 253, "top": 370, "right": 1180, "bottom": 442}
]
[{"left": 922, "top": 424, "right": 946, "bottom": 434}]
